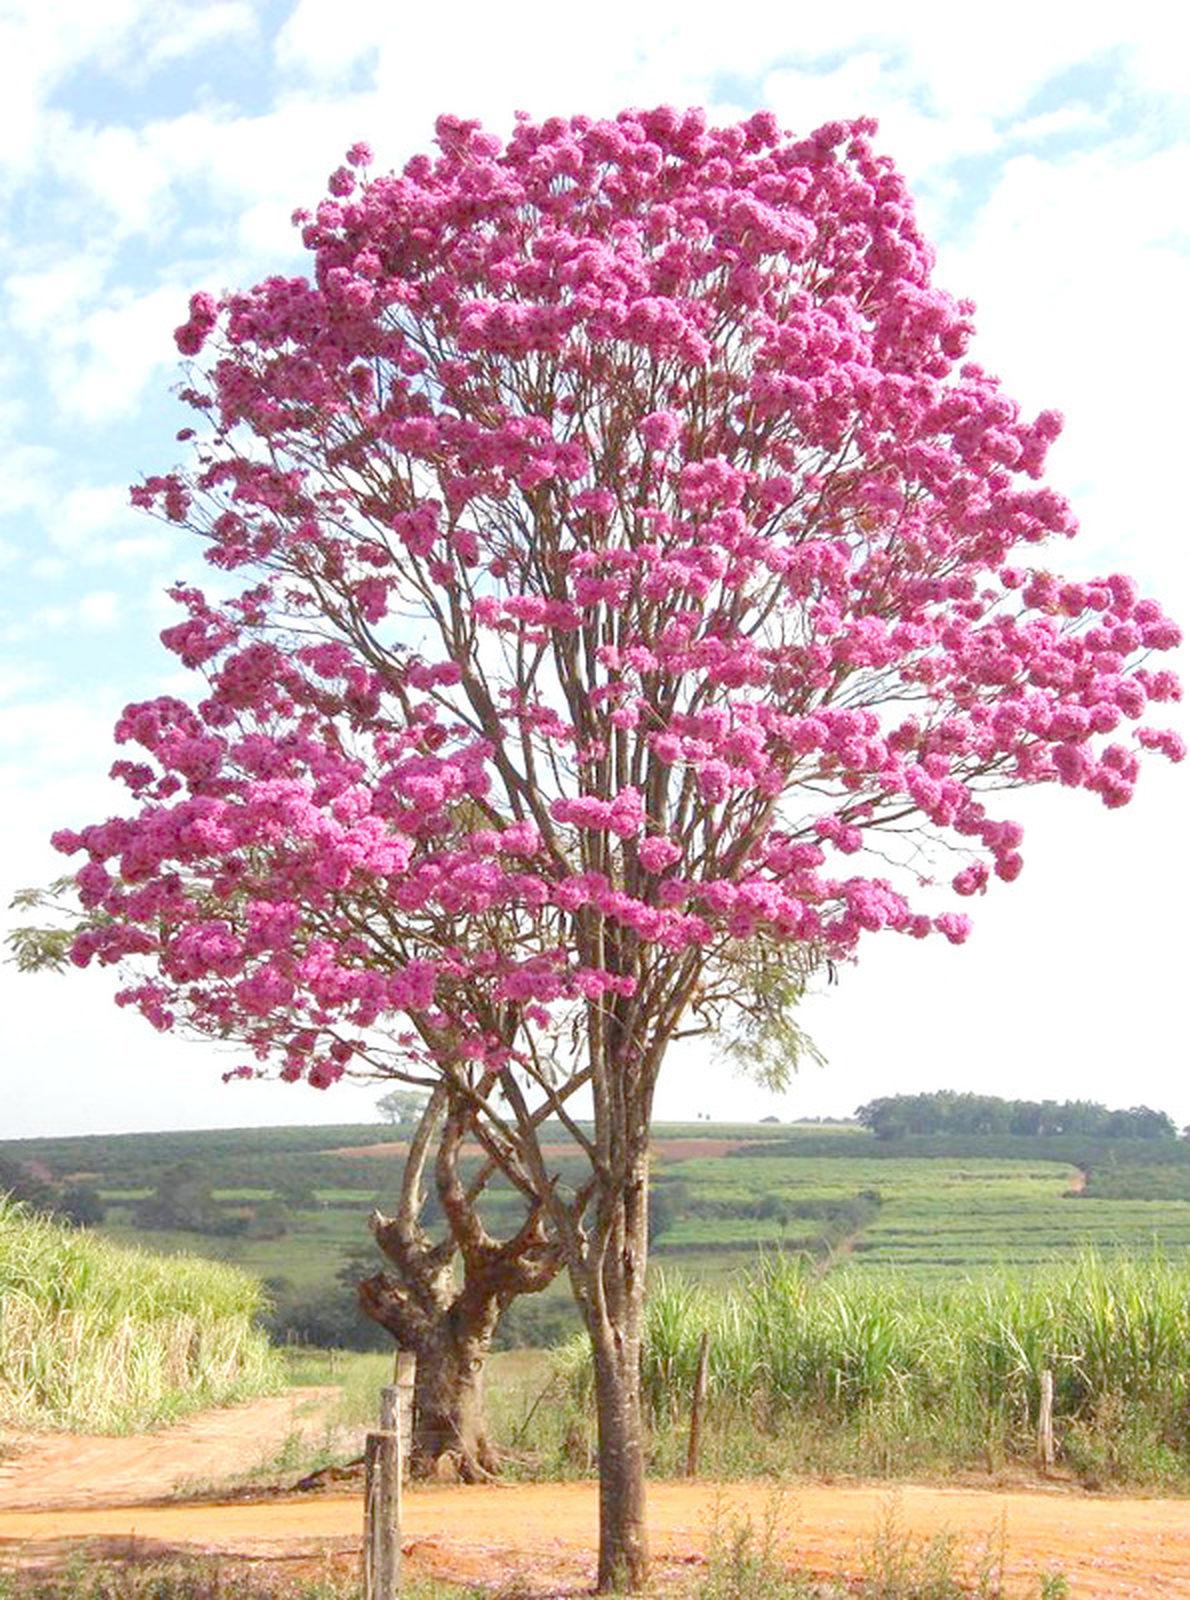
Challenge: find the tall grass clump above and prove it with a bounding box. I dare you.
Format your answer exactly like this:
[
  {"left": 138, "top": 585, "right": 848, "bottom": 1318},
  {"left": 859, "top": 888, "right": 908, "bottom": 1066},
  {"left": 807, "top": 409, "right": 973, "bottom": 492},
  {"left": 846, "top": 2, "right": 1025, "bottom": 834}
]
[
  {"left": 552, "top": 1252, "right": 1190, "bottom": 1488},
  {"left": 0, "top": 1193, "right": 283, "bottom": 1432}
]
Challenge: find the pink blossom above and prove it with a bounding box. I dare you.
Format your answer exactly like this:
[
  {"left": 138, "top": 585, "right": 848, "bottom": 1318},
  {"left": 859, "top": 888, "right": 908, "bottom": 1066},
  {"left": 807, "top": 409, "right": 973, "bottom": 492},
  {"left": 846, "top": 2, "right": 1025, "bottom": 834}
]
[
  {"left": 51, "top": 104, "right": 1180, "bottom": 1099},
  {"left": 638, "top": 836, "right": 682, "bottom": 872},
  {"left": 640, "top": 411, "right": 681, "bottom": 451}
]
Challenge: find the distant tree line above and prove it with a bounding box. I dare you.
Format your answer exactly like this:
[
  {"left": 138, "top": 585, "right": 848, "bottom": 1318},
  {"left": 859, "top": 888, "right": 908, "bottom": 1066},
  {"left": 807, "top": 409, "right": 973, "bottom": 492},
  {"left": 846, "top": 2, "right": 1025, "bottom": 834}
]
[
  {"left": 855, "top": 1092, "right": 1178, "bottom": 1142},
  {"left": 130, "top": 1163, "right": 312, "bottom": 1239},
  {"left": 0, "top": 1156, "right": 106, "bottom": 1228}
]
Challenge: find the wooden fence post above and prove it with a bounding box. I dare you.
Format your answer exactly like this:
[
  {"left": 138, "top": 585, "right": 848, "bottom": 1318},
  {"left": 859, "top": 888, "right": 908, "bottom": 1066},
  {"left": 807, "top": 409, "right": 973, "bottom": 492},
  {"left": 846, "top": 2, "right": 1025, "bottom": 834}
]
[
  {"left": 1036, "top": 1368, "right": 1055, "bottom": 1473},
  {"left": 386, "top": 1357, "right": 415, "bottom": 1477},
  {"left": 365, "top": 1386, "right": 402, "bottom": 1599},
  {"left": 380, "top": 1383, "right": 401, "bottom": 1434},
  {"left": 686, "top": 1330, "right": 711, "bottom": 1478}
]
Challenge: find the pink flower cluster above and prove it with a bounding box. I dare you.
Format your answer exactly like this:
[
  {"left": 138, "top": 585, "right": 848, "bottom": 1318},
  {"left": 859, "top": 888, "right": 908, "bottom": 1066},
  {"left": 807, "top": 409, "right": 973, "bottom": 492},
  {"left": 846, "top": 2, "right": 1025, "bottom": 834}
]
[{"left": 52, "top": 106, "right": 1181, "bottom": 1089}]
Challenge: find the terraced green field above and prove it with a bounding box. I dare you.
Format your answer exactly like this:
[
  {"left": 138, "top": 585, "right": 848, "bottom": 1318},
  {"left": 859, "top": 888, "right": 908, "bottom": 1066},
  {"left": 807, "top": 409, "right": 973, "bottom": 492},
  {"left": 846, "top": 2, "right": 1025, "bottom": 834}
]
[
  {"left": 99, "top": 1212, "right": 367, "bottom": 1293},
  {"left": 653, "top": 1149, "right": 1190, "bottom": 1273},
  {"left": 857, "top": 1193, "right": 1190, "bottom": 1269},
  {"left": 6, "top": 1119, "right": 1190, "bottom": 1349},
  {"left": 1080, "top": 1162, "right": 1190, "bottom": 1201}
]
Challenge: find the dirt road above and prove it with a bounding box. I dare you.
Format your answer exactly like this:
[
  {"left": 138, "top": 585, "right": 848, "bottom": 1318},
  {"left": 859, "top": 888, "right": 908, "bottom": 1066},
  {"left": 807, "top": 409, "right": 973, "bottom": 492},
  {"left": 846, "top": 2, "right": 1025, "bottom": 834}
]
[
  {"left": 0, "top": 1388, "right": 344, "bottom": 1511},
  {"left": 2, "top": 1477, "right": 1188, "bottom": 1598}
]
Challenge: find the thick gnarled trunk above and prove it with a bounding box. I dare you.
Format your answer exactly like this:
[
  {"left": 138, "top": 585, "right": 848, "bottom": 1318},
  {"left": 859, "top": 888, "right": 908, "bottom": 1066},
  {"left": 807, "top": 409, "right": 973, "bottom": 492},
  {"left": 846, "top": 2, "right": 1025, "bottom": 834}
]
[
  {"left": 409, "top": 1302, "right": 499, "bottom": 1480},
  {"left": 358, "top": 1086, "right": 561, "bottom": 1481},
  {"left": 360, "top": 1268, "right": 501, "bottom": 1481}
]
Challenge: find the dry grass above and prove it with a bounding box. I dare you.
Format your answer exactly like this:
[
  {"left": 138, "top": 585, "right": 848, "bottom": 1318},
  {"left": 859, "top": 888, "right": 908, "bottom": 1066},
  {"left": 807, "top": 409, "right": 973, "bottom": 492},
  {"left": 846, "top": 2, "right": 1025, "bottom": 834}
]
[{"left": 0, "top": 1195, "right": 282, "bottom": 1433}]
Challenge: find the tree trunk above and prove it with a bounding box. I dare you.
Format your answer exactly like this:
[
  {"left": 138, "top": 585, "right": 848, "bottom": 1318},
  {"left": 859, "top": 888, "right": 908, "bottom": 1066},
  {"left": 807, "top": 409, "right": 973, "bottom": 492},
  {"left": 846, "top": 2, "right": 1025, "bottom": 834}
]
[
  {"left": 408, "top": 1302, "right": 499, "bottom": 1481},
  {"left": 590, "top": 1314, "right": 648, "bottom": 1591},
  {"left": 357, "top": 1087, "right": 561, "bottom": 1485},
  {"left": 579, "top": 1150, "right": 651, "bottom": 1593},
  {"left": 358, "top": 1270, "right": 500, "bottom": 1482}
]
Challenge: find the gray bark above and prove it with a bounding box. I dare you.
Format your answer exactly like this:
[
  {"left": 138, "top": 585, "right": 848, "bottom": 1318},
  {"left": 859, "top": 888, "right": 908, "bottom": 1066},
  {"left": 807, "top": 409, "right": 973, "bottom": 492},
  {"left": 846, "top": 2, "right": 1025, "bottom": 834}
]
[{"left": 573, "top": 1144, "right": 651, "bottom": 1592}]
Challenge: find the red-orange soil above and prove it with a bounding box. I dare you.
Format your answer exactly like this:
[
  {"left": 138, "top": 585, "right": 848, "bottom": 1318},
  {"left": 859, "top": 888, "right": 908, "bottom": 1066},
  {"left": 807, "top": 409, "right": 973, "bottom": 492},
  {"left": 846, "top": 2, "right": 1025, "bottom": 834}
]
[
  {"left": 0, "top": 1388, "right": 345, "bottom": 1512},
  {"left": 326, "top": 1136, "right": 751, "bottom": 1162},
  {"left": 3, "top": 1470, "right": 1189, "bottom": 1597},
  {"left": 3, "top": 1389, "right": 1187, "bottom": 1597}
]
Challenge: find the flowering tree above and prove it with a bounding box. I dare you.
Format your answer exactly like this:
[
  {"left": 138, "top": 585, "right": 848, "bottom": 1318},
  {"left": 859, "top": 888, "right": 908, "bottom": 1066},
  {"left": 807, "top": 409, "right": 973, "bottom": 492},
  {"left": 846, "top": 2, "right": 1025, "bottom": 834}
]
[{"left": 44, "top": 108, "right": 1181, "bottom": 1586}]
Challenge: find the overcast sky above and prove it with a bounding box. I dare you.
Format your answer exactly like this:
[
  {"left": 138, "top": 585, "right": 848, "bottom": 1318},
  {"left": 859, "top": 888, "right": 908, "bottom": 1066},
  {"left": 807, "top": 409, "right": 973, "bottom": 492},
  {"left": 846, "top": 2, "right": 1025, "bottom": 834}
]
[{"left": 1, "top": 0, "right": 1187, "bottom": 1140}]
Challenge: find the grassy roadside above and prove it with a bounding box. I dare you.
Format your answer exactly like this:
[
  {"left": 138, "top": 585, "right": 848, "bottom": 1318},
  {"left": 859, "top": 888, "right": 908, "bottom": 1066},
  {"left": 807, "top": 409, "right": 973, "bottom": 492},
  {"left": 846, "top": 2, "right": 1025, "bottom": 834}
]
[
  {"left": 270, "top": 1250, "right": 1190, "bottom": 1499},
  {"left": 0, "top": 1197, "right": 282, "bottom": 1434}
]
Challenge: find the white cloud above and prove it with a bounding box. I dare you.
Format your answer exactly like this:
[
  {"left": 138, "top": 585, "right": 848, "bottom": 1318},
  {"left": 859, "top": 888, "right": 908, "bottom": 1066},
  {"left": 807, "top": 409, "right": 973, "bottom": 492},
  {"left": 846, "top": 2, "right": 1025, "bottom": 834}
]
[
  {"left": 273, "top": 0, "right": 1189, "bottom": 147},
  {"left": 938, "top": 142, "right": 1190, "bottom": 610},
  {"left": 274, "top": 0, "right": 377, "bottom": 82},
  {"left": 54, "top": 485, "right": 132, "bottom": 550},
  {"left": 29, "top": 556, "right": 68, "bottom": 580},
  {"left": 144, "top": 1, "right": 256, "bottom": 68},
  {"left": 48, "top": 282, "right": 184, "bottom": 421},
  {"left": 0, "top": 444, "right": 56, "bottom": 517},
  {"left": 76, "top": 589, "right": 119, "bottom": 627},
  {"left": 10, "top": 590, "right": 119, "bottom": 638},
  {"left": 0, "top": 473, "right": 174, "bottom": 583},
  {"left": 38, "top": 96, "right": 376, "bottom": 267},
  {"left": 108, "top": 533, "right": 173, "bottom": 565},
  {"left": 0, "top": 0, "right": 146, "bottom": 171},
  {"left": 0, "top": 687, "right": 122, "bottom": 775},
  {"left": 4, "top": 260, "right": 184, "bottom": 430},
  {"left": 5, "top": 253, "right": 112, "bottom": 335},
  {"left": 1008, "top": 106, "right": 1108, "bottom": 147},
  {"left": 42, "top": 116, "right": 173, "bottom": 238},
  {"left": 0, "top": 665, "right": 45, "bottom": 702},
  {"left": 0, "top": 0, "right": 257, "bottom": 176}
]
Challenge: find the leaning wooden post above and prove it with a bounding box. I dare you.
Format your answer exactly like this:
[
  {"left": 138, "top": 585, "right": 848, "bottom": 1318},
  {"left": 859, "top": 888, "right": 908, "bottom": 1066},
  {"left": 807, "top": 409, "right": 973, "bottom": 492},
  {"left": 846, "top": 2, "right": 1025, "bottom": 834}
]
[
  {"left": 1036, "top": 1368, "right": 1055, "bottom": 1473},
  {"left": 686, "top": 1330, "right": 711, "bottom": 1478},
  {"left": 364, "top": 1387, "right": 402, "bottom": 1599}
]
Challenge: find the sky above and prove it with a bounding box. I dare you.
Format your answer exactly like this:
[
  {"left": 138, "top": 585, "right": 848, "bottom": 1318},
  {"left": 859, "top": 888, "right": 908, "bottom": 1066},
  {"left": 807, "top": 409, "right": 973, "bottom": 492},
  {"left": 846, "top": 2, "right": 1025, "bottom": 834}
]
[{"left": 1, "top": 0, "right": 1187, "bottom": 1139}]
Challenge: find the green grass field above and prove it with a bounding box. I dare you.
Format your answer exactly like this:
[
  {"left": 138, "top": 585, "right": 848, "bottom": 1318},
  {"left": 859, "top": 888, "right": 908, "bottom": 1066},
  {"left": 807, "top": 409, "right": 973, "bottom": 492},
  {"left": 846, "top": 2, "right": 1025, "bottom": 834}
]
[
  {"left": 5, "top": 1119, "right": 1190, "bottom": 1353},
  {"left": 97, "top": 1218, "right": 345, "bottom": 1294},
  {"left": 652, "top": 1148, "right": 1190, "bottom": 1271}
]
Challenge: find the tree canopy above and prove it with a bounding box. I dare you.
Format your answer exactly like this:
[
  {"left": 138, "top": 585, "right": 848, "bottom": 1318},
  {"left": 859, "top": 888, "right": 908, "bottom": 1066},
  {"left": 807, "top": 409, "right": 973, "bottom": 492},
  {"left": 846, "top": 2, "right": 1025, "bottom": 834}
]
[
  {"left": 38, "top": 107, "right": 1182, "bottom": 1587},
  {"left": 856, "top": 1092, "right": 1179, "bottom": 1142}
]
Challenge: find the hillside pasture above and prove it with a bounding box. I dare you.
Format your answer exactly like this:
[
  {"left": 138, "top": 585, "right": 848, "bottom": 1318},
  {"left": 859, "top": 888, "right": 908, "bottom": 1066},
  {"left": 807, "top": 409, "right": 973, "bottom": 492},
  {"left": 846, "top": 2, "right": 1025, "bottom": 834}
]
[
  {"left": 6, "top": 1122, "right": 1190, "bottom": 1357},
  {"left": 657, "top": 1150, "right": 1190, "bottom": 1272}
]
